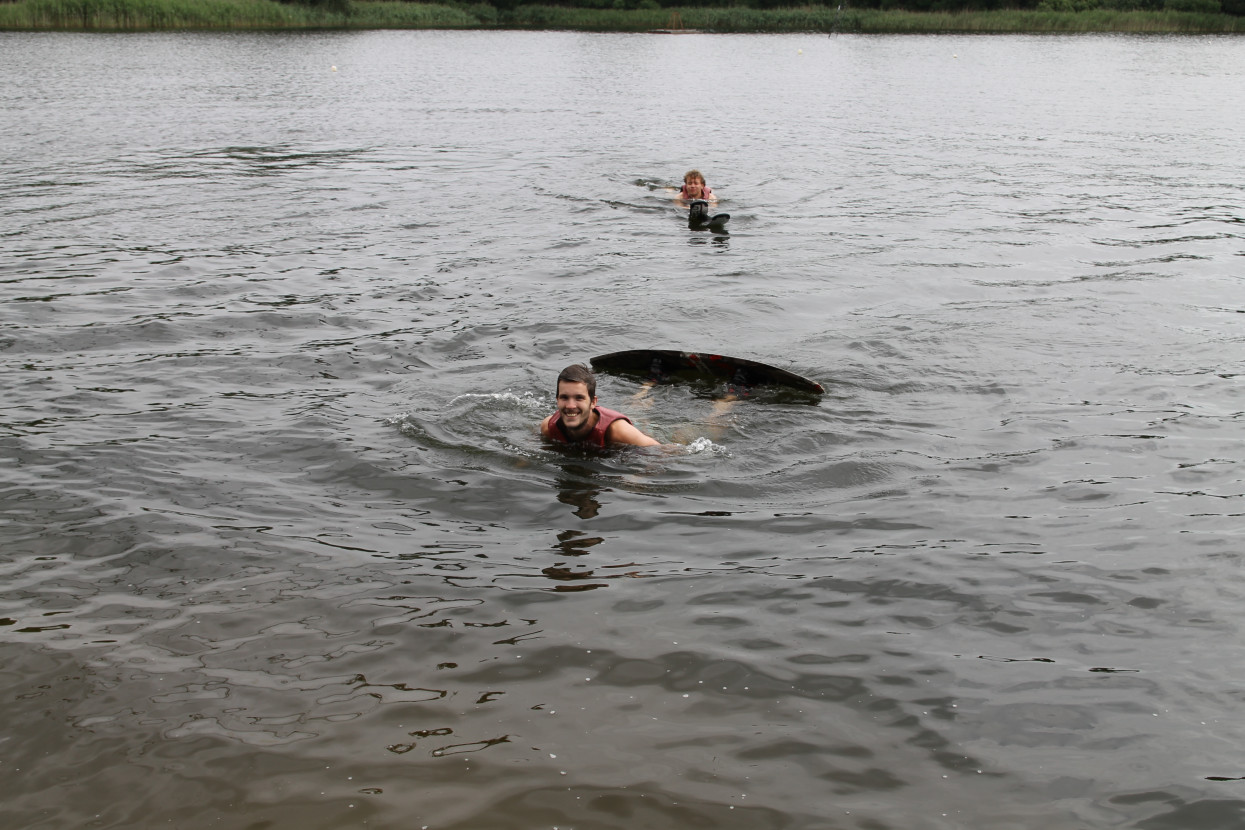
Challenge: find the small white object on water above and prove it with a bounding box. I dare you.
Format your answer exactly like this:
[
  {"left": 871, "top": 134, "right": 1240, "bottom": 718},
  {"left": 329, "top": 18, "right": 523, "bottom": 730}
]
[{"left": 331, "top": 65, "right": 338, "bottom": 71}]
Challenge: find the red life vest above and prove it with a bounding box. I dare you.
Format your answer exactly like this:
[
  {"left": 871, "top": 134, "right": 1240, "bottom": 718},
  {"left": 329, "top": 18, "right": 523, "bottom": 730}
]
[{"left": 547, "top": 406, "right": 633, "bottom": 448}]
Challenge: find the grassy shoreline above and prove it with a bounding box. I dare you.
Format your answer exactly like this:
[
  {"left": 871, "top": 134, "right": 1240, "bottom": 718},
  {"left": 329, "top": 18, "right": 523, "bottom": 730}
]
[{"left": 1, "top": 0, "right": 1242, "bottom": 33}]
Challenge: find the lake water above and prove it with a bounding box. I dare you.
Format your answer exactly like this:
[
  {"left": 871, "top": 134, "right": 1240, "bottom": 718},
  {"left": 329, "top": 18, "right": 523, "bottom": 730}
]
[{"left": 3, "top": 28, "right": 1245, "bottom": 830}]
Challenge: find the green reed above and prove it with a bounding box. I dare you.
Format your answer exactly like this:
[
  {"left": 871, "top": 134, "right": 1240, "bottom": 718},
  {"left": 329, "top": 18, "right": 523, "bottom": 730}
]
[
  {"left": 1, "top": 0, "right": 1241, "bottom": 32},
  {"left": 0, "top": 0, "right": 486, "bottom": 29},
  {"left": 2, "top": 0, "right": 320, "bottom": 28}
]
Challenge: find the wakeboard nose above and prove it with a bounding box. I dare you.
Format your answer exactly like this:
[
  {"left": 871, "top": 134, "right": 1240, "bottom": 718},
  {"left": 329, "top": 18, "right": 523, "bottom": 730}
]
[{"left": 687, "top": 199, "right": 728, "bottom": 231}]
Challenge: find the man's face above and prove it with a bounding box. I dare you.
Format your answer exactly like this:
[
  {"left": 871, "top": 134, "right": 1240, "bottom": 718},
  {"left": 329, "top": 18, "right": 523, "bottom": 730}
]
[
  {"left": 684, "top": 177, "right": 704, "bottom": 196},
  {"left": 556, "top": 381, "right": 596, "bottom": 432}
]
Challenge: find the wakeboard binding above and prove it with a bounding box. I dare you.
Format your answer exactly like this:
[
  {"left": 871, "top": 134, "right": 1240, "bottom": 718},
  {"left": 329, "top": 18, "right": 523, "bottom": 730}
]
[{"left": 688, "top": 199, "right": 729, "bottom": 231}]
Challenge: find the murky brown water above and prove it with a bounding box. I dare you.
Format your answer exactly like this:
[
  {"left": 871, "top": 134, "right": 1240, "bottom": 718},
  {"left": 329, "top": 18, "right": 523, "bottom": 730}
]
[{"left": 3, "top": 29, "right": 1245, "bottom": 830}]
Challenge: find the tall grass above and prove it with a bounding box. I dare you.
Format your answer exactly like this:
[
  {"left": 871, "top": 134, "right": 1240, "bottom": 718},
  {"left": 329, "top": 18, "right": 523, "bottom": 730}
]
[
  {"left": 2, "top": 0, "right": 329, "bottom": 29},
  {"left": 1, "top": 0, "right": 1242, "bottom": 32},
  {"left": 0, "top": 0, "right": 488, "bottom": 29}
]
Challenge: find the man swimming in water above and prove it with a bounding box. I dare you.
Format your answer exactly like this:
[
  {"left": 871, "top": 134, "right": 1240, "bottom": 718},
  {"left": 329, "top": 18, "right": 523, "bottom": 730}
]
[
  {"left": 673, "top": 169, "right": 728, "bottom": 229},
  {"left": 541, "top": 364, "right": 660, "bottom": 448},
  {"left": 674, "top": 169, "right": 716, "bottom": 206}
]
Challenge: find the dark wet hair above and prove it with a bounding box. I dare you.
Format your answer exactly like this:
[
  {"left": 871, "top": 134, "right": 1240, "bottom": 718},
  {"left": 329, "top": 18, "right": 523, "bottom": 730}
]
[{"left": 557, "top": 364, "right": 596, "bottom": 399}]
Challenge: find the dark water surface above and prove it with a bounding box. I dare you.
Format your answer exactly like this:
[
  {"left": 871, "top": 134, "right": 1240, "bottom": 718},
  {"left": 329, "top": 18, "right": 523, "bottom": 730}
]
[{"left": 3, "top": 29, "right": 1245, "bottom": 830}]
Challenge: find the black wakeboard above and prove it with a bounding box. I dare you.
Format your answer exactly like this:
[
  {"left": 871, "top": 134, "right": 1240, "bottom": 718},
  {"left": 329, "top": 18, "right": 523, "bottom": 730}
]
[
  {"left": 591, "top": 349, "right": 823, "bottom": 394},
  {"left": 687, "top": 199, "right": 730, "bottom": 231}
]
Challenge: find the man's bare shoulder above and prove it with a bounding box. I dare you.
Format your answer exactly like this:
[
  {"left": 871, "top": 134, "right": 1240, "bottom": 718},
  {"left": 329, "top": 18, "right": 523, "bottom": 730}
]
[{"left": 606, "top": 417, "right": 660, "bottom": 447}]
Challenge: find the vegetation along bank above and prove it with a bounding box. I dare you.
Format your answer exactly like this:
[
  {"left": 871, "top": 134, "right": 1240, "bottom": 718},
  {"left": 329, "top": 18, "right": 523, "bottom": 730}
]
[{"left": 2, "top": 0, "right": 1243, "bottom": 34}]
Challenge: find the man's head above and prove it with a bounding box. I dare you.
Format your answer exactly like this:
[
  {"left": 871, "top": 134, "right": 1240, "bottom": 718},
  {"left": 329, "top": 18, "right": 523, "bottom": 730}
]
[
  {"left": 557, "top": 364, "right": 596, "bottom": 400},
  {"left": 554, "top": 364, "right": 598, "bottom": 434},
  {"left": 683, "top": 169, "right": 705, "bottom": 188}
]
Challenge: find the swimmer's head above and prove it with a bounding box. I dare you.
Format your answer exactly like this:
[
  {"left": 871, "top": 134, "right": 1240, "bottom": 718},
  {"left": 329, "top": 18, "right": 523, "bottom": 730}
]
[{"left": 556, "top": 364, "right": 596, "bottom": 400}]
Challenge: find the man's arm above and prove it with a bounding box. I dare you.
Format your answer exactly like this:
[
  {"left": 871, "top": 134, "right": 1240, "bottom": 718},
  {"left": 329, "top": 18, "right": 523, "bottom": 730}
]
[{"left": 606, "top": 418, "right": 660, "bottom": 447}]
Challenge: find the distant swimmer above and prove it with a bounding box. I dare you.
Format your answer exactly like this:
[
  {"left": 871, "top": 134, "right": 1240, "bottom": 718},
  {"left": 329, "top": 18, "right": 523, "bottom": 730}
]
[
  {"left": 673, "top": 169, "right": 716, "bottom": 206},
  {"left": 673, "top": 169, "right": 728, "bottom": 230},
  {"left": 540, "top": 364, "right": 660, "bottom": 449}
]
